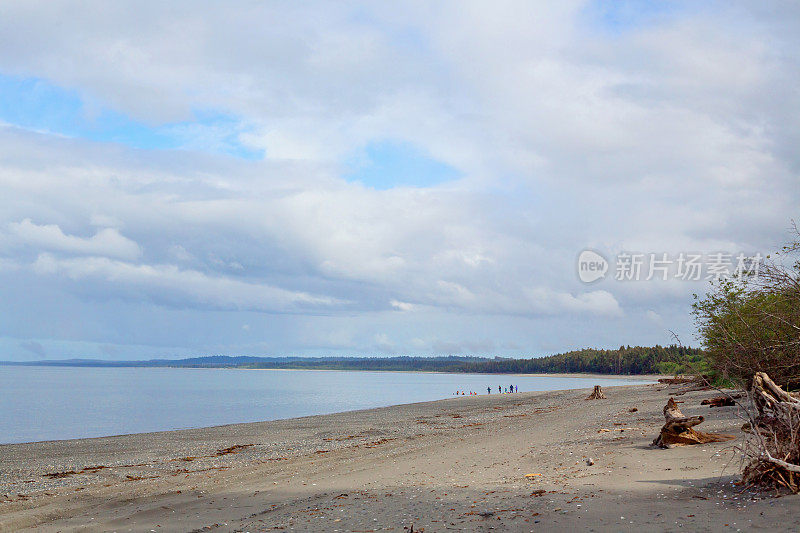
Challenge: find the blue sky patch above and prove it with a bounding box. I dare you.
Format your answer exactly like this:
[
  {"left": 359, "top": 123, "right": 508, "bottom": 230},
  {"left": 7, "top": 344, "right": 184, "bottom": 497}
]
[
  {"left": 345, "top": 140, "right": 461, "bottom": 190},
  {"left": 582, "top": 0, "right": 687, "bottom": 35},
  {"left": 0, "top": 74, "right": 262, "bottom": 159}
]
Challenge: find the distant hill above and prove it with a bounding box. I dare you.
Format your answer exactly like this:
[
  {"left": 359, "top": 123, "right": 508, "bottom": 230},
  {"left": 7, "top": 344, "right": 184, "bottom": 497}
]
[
  {"left": 0, "top": 345, "right": 702, "bottom": 375},
  {"left": 0, "top": 355, "right": 307, "bottom": 368}
]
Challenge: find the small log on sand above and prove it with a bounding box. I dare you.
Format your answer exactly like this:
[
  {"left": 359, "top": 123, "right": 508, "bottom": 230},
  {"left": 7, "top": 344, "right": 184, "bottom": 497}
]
[
  {"left": 651, "top": 397, "right": 735, "bottom": 448},
  {"left": 700, "top": 394, "right": 742, "bottom": 407},
  {"left": 658, "top": 377, "right": 695, "bottom": 385},
  {"left": 586, "top": 385, "right": 607, "bottom": 400}
]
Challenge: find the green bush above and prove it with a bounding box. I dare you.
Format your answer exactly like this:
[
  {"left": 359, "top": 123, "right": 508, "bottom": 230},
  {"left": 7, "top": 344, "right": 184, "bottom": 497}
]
[{"left": 693, "top": 230, "right": 800, "bottom": 388}]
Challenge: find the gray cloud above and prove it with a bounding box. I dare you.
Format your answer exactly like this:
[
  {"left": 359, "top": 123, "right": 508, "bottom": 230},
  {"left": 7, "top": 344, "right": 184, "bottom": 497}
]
[{"left": 19, "top": 340, "right": 46, "bottom": 358}]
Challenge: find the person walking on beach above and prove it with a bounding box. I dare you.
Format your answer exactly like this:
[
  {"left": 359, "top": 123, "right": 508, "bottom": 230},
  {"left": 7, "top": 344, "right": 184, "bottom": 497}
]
[{"left": 487, "top": 386, "right": 491, "bottom": 394}]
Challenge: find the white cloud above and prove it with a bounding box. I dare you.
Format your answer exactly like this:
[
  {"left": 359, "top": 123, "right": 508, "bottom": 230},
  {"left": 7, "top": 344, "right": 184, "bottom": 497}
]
[
  {"left": 7, "top": 219, "right": 141, "bottom": 260},
  {"left": 32, "top": 253, "right": 342, "bottom": 312},
  {"left": 524, "top": 288, "right": 623, "bottom": 317},
  {"left": 390, "top": 300, "right": 416, "bottom": 312},
  {"left": 373, "top": 332, "right": 391, "bottom": 345},
  {"left": 0, "top": 1, "right": 797, "bottom": 358}
]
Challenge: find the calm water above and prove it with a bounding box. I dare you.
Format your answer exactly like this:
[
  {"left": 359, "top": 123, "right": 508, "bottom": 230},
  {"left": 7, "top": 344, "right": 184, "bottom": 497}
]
[{"left": 0, "top": 366, "right": 650, "bottom": 444}]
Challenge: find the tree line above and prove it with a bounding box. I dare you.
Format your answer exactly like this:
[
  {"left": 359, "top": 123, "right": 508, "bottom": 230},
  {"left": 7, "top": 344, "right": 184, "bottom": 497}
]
[
  {"left": 240, "top": 345, "right": 701, "bottom": 375},
  {"left": 3, "top": 346, "right": 704, "bottom": 376}
]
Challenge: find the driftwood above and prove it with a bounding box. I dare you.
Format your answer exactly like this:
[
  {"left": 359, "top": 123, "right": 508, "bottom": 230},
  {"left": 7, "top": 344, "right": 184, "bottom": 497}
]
[
  {"left": 651, "top": 397, "right": 736, "bottom": 448},
  {"left": 585, "top": 385, "right": 607, "bottom": 400},
  {"left": 751, "top": 372, "right": 800, "bottom": 417},
  {"left": 701, "top": 394, "right": 743, "bottom": 407},
  {"left": 658, "top": 377, "right": 695, "bottom": 385},
  {"left": 742, "top": 372, "right": 800, "bottom": 491},
  {"left": 672, "top": 383, "right": 713, "bottom": 395},
  {"left": 658, "top": 375, "right": 713, "bottom": 395}
]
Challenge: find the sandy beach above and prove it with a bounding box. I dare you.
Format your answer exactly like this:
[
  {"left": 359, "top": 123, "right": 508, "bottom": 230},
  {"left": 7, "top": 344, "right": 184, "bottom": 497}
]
[{"left": 1, "top": 382, "right": 798, "bottom": 532}]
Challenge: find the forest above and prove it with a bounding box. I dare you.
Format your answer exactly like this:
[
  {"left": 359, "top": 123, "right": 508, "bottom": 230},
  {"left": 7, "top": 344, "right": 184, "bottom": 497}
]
[{"left": 240, "top": 344, "right": 702, "bottom": 375}]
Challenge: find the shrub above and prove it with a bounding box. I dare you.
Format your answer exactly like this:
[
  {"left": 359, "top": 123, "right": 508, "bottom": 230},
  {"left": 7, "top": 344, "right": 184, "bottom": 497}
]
[{"left": 693, "top": 226, "right": 800, "bottom": 388}]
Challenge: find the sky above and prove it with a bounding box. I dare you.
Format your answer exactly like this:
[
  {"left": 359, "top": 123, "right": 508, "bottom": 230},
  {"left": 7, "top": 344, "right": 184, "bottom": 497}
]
[{"left": 0, "top": 1, "right": 798, "bottom": 361}]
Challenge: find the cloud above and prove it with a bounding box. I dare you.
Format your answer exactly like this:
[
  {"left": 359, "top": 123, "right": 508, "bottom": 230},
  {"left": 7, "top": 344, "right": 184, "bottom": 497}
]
[
  {"left": 646, "top": 310, "right": 663, "bottom": 323},
  {"left": 19, "top": 340, "right": 46, "bottom": 358},
  {"left": 6, "top": 219, "right": 141, "bottom": 260},
  {"left": 99, "top": 344, "right": 119, "bottom": 356},
  {"left": 431, "top": 339, "right": 496, "bottom": 355},
  {"left": 526, "top": 288, "right": 623, "bottom": 317},
  {"left": 372, "top": 332, "right": 395, "bottom": 352},
  {"left": 32, "top": 253, "right": 342, "bottom": 313},
  {"left": 0, "top": 2, "right": 796, "bottom": 358},
  {"left": 390, "top": 300, "right": 416, "bottom": 312}
]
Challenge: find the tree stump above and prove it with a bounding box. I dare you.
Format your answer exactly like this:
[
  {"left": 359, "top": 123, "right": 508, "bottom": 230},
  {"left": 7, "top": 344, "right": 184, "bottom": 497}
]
[
  {"left": 651, "top": 397, "right": 735, "bottom": 448},
  {"left": 586, "top": 385, "right": 607, "bottom": 400}
]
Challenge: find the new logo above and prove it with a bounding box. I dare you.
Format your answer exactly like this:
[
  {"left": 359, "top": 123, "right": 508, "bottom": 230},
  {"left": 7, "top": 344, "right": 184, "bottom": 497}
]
[{"left": 577, "top": 249, "right": 608, "bottom": 283}]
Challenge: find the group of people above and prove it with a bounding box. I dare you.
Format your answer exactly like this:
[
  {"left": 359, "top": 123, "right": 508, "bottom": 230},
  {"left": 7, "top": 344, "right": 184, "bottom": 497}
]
[
  {"left": 489, "top": 384, "right": 518, "bottom": 394},
  {"left": 453, "top": 384, "right": 519, "bottom": 396}
]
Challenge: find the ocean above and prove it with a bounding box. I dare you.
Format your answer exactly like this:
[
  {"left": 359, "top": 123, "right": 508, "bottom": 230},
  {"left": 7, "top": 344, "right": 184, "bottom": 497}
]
[{"left": 0, "top": 365, "right": 651, "bottom": 444}]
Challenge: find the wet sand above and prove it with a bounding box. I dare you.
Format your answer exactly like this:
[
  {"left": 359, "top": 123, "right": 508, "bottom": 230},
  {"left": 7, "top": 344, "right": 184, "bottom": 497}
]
[{"left": 1, "top": 382, "right": 797, "bottom": 532}]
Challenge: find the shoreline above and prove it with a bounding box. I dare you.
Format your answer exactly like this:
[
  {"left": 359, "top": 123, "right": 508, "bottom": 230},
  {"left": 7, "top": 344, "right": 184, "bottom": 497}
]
[
  {"left": 2, "top": 382, "right": 798, "bottom": 531},
  {"left": 1, "top": 380, "right": 655, "bottom": 447},
  {"left": 0, "top": 370, "right": 658, "bottom": 446}
]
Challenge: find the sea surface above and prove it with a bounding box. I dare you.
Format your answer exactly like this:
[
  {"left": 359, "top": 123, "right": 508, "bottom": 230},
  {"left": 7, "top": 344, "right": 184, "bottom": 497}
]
[{"left": 0, "top": 366, "right": 651, "bottom": 444}]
